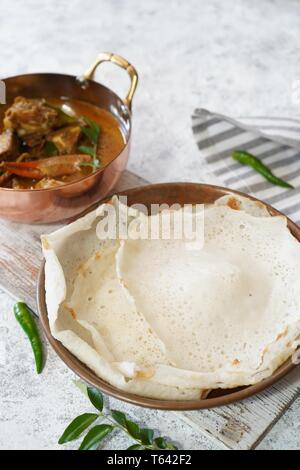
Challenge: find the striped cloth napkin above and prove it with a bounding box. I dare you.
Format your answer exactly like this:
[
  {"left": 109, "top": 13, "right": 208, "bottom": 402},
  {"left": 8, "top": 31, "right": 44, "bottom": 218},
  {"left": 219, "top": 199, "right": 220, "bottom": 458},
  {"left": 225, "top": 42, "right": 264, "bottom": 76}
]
[{"left": 192, "top": 109, "right": 300, "bottom": 225}]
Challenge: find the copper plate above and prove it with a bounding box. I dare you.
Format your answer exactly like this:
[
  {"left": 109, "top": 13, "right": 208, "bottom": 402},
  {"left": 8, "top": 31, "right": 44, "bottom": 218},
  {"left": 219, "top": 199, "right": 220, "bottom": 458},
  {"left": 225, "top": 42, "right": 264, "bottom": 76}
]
[{"left": 37, "top": 182, "right": 300, "bottom": 410}]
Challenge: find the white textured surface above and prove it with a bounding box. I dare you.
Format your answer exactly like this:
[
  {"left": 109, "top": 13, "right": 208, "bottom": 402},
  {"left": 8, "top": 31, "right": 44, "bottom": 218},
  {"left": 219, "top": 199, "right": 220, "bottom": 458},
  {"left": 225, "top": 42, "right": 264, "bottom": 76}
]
[{"left": 0, "top": 0, "right": 300, "bottom": 450}]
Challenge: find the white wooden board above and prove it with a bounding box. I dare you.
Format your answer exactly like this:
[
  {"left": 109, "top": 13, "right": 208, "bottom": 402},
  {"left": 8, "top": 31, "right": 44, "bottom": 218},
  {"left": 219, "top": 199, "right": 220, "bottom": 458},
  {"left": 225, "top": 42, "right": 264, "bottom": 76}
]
[{"left": 178, "top": 368, "right": 300, "bottom": 450}]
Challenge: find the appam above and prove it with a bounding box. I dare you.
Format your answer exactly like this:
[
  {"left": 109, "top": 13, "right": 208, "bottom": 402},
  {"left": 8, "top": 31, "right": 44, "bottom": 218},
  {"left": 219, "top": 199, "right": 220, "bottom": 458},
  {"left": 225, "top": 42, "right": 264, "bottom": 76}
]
[{"left": 38, "top": 183, "right": 300, "bottom": 409}]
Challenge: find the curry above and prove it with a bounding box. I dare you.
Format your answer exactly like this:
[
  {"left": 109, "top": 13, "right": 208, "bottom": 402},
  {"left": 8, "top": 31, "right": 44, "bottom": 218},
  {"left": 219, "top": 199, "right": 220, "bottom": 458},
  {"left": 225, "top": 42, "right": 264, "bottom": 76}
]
[{"left": 0, "top": 97, "right": 125, "bottom": 189}]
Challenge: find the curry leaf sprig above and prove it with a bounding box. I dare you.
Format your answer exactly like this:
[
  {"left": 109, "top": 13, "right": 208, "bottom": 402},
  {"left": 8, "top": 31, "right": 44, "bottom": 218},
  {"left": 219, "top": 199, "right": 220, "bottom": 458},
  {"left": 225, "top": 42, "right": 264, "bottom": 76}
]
[
  {"left": 58, "top": 383, "right": 178, "bottom": 451},
  {"left": 78, "top": 117, "right": 101, "bottom": 169},
  {"left": 232, "top": 150, "right": 294, "bottom": 189}
]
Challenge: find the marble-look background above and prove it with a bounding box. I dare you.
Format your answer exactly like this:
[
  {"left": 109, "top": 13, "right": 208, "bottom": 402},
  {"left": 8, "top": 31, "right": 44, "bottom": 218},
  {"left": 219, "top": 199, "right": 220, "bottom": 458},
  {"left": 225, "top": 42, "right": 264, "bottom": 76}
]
[{"left": 0, "top": 0, "right": 299, "bottom": 450}]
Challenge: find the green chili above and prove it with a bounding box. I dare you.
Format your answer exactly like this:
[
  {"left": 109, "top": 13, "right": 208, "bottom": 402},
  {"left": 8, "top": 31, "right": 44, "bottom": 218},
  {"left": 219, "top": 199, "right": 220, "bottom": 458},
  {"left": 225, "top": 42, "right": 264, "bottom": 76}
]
[
  {"left": 232, "top": 150, "right": 294, "bottom": 189},
  {"left": 14, "top": 302, "right": 43, "bottom": 374}
]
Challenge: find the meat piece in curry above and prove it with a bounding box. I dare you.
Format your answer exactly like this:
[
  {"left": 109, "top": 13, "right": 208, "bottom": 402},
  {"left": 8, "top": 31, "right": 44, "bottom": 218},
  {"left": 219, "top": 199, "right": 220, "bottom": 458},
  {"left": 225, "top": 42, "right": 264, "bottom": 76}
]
[
  {"left": 4, "top": 97, "right": 59, "bottom": 145},
  {"left": 0, "top": 96, "right": 125, "bottom": 189},
  {"left": 48, "top": 124, "right": 82, "bottom": 155}
]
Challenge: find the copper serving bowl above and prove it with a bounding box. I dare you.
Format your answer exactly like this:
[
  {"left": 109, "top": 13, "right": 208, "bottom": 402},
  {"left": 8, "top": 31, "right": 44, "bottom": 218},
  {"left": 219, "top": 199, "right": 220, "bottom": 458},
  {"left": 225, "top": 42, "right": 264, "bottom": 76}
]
[
  {"left": 0, "top": 52, "right": 138, "bottom": 223},
  {"left": 37, "top": 182, "right": 300, "bottom": 410}
]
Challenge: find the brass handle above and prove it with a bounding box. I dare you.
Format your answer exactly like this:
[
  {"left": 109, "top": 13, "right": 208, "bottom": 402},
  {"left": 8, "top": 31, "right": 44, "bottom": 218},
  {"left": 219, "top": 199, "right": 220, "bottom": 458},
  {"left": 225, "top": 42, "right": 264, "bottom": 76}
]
[{"left": 83, "top": 52, "right": 138, "bottom": 111}]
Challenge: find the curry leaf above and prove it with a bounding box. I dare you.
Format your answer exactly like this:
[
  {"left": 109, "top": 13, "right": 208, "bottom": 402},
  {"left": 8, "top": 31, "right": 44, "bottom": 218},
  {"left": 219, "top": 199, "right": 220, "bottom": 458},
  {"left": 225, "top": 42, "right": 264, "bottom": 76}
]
[
  {"left": 140, "top": 428, "right": 154, "bottom": 445},
  {"left": 44, "top": 141, "right": 58, "bottom": 157},
  {"left": 127, "top": 444, "right": 143, "bottom": 450},
  {"left": 58, "top": 413, "right": 99, "bottom": 444},
  {"left": 78, "top": 424, "right": 113, "bottom": 450},
  {"left": 82, "top": 126, "right": 97, "bottom": 144},
  {"left": 125, "top": 420, "right": 141, "bottom": 440},
  {"left": 78, "top": 117, "right": 101, "bottom": 164},
  {"left": 87, "top": 387, "right": 104, "bottom": 412},
  {"left": 83, "top": 117, "right": 100, "bottom": 137},
  {"left": 111, "top": 410, "right": 127, "bottom": 427},
  {"left": 154, "top": 437, "right": 167, "bottom": 449},
  {"left": 153, "top": 436, "right": 178, "bottom": 449},
  {"left": 60, "top": 382, "right": 179, "bottom": 450},
  {"left": 82, "top": 117, "right": 100, "bottom": 145},
  {"left": 78, "top": 145, "right": 95, "bottom": 158}
]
